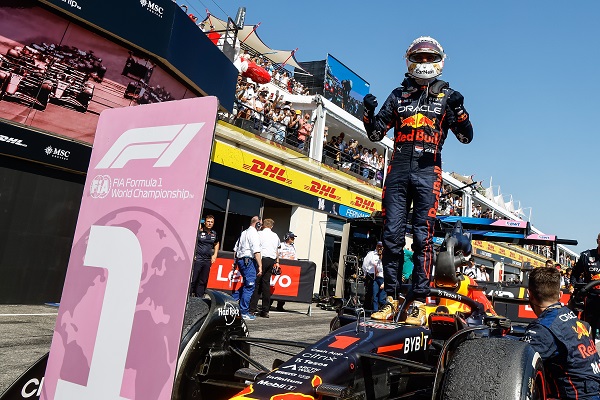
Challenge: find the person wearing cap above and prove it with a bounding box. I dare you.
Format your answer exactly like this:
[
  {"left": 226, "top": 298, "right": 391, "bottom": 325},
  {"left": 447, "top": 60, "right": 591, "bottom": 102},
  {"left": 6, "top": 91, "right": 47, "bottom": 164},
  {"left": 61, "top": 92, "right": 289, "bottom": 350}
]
[
  {"left": 274, "top": 231, "right": 297, "bottom": 311},
  {"left": 363, "top": 241, "right": 387, "bottom": 312},
  {"left": 362, "top": 36, "right": 473, "bottom": 325}
]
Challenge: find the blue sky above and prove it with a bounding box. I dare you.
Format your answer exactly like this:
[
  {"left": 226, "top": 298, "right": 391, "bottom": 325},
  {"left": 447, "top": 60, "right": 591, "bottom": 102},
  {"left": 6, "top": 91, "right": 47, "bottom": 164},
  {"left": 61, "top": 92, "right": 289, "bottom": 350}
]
[{"left": 191, "top": 0, "right": 599, "bottom": 253}]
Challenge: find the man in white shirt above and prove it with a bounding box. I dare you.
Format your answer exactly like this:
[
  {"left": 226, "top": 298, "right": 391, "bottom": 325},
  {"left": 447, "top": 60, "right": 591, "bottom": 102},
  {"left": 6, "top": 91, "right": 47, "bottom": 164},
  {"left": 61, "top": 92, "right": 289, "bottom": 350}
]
[
  {"left": 233, "top": 216, "right": 263, "bottom": 320},
  {"left": 475, "top": 265, "right": 490, "bottom": 281},
  {"left": 273, "top": 231, "right": 297, "bottom": 311},
  {"left": 363, "top": 241, "right": 386, "bottom": 312},
  {"left": 249, "top": 219, "right": 280, "bottom": 318},
  {"left": 462, "top": 259, "right": 477, "bottom": 279}
]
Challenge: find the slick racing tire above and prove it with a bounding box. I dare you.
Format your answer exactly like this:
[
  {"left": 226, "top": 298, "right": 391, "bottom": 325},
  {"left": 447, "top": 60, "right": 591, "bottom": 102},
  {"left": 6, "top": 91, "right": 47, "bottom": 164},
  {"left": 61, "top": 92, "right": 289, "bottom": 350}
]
[
  {"left": 173, "top": 297, "right": 210, "bottom": 400},
  {"left": 173, "top": 293, "right": 249, "bottom": 400},
  {"left": 440, "top": 338, "right": 544, "bottom": 400}
]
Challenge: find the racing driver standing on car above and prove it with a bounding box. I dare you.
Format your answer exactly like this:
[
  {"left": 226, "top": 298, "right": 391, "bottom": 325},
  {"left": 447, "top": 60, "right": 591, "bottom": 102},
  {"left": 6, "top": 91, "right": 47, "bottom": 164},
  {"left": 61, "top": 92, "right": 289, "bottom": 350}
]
[{"left": 363, "top": 36, "right": 473, "bottom": 324}]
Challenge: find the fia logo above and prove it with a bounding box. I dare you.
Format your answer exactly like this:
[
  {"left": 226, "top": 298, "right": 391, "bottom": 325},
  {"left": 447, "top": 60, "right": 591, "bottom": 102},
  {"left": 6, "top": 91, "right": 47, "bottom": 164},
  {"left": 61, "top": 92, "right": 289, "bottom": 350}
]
[{"left": 90, "top": 175, "right": 111, "bottom": 199}]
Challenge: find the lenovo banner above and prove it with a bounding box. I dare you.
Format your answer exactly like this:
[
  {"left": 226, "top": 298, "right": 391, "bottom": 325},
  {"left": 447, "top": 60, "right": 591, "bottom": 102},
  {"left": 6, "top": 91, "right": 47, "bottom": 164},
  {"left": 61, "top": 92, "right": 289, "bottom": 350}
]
[
  {"left": 40, "top": 97, "right": 218, "bottom": 400},
  {"left": 207, "top": 251, "right": 317, "bottom": 304}
]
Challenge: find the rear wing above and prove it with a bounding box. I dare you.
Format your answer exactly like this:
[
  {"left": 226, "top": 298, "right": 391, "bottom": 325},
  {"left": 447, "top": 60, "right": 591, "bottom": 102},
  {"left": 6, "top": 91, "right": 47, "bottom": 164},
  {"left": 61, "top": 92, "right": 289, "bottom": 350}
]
[{"left": 435, "top": 216, "right": 577, "bottom": 247}]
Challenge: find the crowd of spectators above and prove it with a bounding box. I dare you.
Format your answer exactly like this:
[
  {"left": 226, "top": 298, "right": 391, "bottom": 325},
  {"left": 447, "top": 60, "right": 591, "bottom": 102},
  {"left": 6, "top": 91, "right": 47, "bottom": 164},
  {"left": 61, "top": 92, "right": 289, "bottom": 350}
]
[
  {"left": 232, "top": 77, "right": 312, "bottom": 151},
  {"left": 236, "top": 48, "right": 310, "bottom": 96},
  {"left": 322, "top": 131, "right": 385, "bottom": 185}
]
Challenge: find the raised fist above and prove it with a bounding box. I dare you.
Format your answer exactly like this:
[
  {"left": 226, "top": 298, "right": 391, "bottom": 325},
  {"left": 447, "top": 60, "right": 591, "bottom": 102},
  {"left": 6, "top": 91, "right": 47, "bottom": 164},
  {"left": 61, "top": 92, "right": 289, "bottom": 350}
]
[{"left": 363, "top": 94, "right": 378, "bottom": 111}]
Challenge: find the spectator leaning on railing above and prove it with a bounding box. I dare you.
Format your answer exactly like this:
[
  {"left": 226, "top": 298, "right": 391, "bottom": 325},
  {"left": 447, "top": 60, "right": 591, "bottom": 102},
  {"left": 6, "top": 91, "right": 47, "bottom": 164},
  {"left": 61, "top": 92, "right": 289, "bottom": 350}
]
[{"left": 297, "top": 113, "right": 313, "bottom": 151}]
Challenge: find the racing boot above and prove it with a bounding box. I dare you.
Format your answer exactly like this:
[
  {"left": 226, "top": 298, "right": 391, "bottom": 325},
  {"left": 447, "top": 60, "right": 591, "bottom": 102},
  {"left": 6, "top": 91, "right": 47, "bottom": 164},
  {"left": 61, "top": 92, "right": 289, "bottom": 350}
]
[
  {"left": 370, "top": 296, "right": 399, "bottom": 320},
  {"left": 404, "top": 300, "right": 427, "bottom": 326}
]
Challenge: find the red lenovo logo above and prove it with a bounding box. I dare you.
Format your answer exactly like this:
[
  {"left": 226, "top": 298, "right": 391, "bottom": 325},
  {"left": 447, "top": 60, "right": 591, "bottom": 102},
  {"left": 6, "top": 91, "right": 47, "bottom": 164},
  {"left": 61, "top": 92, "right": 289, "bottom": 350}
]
[{"left": 207, "top": 258, "right": 301, "bottom": 297}]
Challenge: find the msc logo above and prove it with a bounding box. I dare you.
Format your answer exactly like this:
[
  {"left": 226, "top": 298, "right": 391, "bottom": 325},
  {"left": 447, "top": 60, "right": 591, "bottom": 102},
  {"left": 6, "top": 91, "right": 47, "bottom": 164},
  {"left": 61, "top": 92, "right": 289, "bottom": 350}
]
[
  {"left": 96, "top": 123, "right": 204, "bottom": 169},
  {"left": 90, "top": 175, "right": 111, "bottom": 199},
  {"left": 244, "top": 159, "right": 291, "bottom": 184},
  {"left": 140, "top": 0, "right": 163, "bottom": 17},
  {"left": 306, "top": 181, "right": 339, "bottom": 200},
  {"left": 352, "top": 196, "right": 376, "bottom": 212},
  {"left": 44, "top": 146, "right": 70, "bottom": 160}
]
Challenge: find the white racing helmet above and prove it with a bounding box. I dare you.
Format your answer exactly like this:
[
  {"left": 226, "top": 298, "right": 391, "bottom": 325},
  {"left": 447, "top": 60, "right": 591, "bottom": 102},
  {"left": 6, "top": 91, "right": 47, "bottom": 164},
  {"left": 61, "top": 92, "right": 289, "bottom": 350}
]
[{"left": 405, "top": 36, "right": 446, "bottom": 81}]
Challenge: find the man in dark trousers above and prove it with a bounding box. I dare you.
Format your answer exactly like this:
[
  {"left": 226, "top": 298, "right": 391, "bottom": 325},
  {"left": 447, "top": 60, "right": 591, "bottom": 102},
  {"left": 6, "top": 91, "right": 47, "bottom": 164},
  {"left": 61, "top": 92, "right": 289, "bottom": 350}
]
[
  {"left": 572, "top": 232, "right": 600, "bottom": 340},
  {"left": 249, "top": 218, "right": 280, "bottom": 318},
  {"left": 523, "top": 267, "right": 600, "bottom": 399},
  {"left": 190, "top": 215, "right": 219, "bottom": 297},
  {"left": 362, "top": 36, "right": 473, "bottom": 324}
]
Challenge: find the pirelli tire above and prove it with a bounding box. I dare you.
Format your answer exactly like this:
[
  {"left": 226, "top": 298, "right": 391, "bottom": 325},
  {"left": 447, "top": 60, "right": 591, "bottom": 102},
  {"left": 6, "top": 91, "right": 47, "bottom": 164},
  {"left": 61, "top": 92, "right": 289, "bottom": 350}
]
[{"left": 440, "top": 338, "right": 545, "bottom": 400}]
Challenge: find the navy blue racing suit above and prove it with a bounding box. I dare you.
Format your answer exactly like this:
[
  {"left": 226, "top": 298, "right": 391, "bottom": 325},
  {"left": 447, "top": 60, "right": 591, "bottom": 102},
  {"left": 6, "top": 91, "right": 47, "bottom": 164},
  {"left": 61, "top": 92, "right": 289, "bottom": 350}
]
[
  {"left": 572, "top": 248, "right": 600, "bottom": 340},
  {"left": 363, "top": 76, "right": 473, "bottom": 298},
  {"left": 523, "top": 303, "right": 600, "bottom": 399}
]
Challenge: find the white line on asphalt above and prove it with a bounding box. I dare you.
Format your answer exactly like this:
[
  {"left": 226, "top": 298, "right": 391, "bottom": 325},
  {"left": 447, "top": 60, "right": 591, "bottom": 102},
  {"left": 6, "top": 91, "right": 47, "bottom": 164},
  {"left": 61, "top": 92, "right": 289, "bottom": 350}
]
[{"left": 0, "top": 313, "right": 58, "bottom": 316}]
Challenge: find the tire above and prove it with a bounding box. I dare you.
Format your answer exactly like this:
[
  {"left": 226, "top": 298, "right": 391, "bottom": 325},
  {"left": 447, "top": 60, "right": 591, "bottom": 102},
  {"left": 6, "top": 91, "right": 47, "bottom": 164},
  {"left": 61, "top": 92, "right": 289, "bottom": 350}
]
[
  {"left": 173, "top": 294, "right": 249, "bottom": 400},
  {"left": 440, "top": 338, "right": 544, "bottom": 400},
  {"left": 180, "top": 297, "right": 209, "bottom": 341},
  {"left": 330, "top": 315, "right": 341, "bottom": 331}
]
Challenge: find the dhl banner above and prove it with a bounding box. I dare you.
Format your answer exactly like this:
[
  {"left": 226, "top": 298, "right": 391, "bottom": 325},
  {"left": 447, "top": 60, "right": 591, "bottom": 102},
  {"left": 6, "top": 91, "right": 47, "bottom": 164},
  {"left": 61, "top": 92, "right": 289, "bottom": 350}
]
[
  {"left": 207, "top": 252, "right": 317, "bottom": 304},
  {"left": 472, "top": 240, "right": 546, "bottom": 268},
  {"left": 211, "top": 141, "right": 381, "bottom": 215}
]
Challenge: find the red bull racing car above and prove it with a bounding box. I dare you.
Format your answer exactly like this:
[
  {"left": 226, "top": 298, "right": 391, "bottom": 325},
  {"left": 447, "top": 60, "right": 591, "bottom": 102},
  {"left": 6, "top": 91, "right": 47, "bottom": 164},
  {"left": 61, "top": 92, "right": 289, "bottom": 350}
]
[
  {"left": 0, "top": 218, "right": 578, "bottom": 400},
  {"left": 171, "top": 218, "right": 579, "bottom": 400}
]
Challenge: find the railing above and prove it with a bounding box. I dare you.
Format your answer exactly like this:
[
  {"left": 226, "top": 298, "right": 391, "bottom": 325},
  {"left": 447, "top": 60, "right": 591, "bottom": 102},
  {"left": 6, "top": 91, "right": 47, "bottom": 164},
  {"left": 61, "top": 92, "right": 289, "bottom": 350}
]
[
  {"left": 219, "top": 102, "right": 384, "bottom": 188},
  {"left": 220, "top": 100, "right": 311, "bottom": 156}
]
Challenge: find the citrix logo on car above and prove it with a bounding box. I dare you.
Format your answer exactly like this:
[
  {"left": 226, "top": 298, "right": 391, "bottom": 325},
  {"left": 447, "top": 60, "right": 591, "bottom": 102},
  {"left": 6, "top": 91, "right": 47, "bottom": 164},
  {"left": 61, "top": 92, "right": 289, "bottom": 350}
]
[{"left": 140, "top": 0, "right": 164, "bottom": 17}]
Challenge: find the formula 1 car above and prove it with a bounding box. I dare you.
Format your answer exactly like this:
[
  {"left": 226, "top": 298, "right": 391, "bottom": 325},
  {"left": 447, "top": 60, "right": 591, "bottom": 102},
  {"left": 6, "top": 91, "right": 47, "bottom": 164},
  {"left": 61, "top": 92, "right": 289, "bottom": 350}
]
[
  {"left": 0, "top": 48, "right": 52, "bottom": 110},
  {"left": 0, "top": 218, "right": 576, "bottom": 400},
  {"left": 46, "top": 62, "right": 94, "bottom": 112},
  {"left": 169, "top": 218, "right": 578, "bottom": 400}
]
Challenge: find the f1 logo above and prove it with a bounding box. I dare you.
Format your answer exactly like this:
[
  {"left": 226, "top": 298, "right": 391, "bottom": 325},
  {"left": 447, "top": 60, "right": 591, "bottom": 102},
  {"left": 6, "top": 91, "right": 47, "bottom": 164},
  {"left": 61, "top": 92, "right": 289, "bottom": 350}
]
[{"left": 96, "top": 123, "right": 205, "bottom": 169}]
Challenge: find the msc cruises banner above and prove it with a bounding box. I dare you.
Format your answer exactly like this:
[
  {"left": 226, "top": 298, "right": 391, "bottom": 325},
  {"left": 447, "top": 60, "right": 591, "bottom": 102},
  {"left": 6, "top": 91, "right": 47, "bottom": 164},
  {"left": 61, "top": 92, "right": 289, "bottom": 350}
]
[{"left": 40, "top": 97, "right": 218, "bottom": 400}]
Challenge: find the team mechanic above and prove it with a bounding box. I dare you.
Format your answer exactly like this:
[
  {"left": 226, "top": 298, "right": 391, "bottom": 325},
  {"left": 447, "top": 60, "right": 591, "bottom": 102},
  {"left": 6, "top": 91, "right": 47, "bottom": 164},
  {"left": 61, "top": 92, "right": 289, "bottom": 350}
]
[
  {"left": 363, "top": 36, "right": 473, "bottom": 324},
  {"left": 523, "top": 267, "right": 600, "bottom": 399}
]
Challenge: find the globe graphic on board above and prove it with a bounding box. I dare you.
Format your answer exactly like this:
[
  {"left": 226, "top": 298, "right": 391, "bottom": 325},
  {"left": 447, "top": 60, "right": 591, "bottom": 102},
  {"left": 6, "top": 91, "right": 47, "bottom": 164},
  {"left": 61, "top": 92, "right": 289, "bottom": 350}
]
[{"left": 46, "top": 207, "right": 190, "bottom": 400}]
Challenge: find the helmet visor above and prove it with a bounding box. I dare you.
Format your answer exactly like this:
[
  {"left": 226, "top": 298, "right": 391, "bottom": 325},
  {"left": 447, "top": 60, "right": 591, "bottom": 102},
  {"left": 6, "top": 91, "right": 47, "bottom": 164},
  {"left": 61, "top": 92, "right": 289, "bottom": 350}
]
[{"left": 406, "top": 41, "right": 444, "bottom": 62}]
